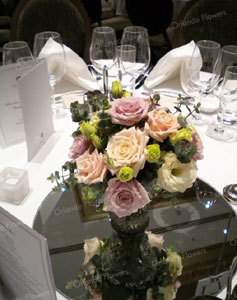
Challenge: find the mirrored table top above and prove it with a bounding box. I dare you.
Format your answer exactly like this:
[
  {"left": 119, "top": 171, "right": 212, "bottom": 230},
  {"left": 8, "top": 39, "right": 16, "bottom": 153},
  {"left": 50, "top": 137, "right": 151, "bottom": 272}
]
[{"left": 33, "top": 178, "right": 237, "bottom": 300}]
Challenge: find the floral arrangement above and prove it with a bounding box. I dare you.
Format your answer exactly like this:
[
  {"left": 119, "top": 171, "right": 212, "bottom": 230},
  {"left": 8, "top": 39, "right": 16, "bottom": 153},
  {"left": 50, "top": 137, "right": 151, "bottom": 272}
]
[
  {"left": 49, "top": 90, "right": 203, "bottom": 218},
  {"left": 49, "top": 88, "right": 203, "bottom": 300}
]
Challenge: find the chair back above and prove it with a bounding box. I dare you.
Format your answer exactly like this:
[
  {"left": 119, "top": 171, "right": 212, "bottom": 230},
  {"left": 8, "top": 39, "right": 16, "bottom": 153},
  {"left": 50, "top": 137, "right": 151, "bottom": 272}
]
[
  {"left": 10, "top": 0, "right": 92, "bottom": 61},
  {"left": 172, "top": 0, "right": 237, "bottom": 47}
]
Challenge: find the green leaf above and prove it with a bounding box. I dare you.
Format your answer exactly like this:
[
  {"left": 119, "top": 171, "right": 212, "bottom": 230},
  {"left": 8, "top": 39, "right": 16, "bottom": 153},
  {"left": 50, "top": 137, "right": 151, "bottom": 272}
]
[
  {"left": 177, "top": 116, "right": 187, "bottom": 128},
  {"left": 105, "top": 152, "right": 114, "bottom": 169},
  {"left": 174, "top": 139, "right": 197, "bottom": 163}
]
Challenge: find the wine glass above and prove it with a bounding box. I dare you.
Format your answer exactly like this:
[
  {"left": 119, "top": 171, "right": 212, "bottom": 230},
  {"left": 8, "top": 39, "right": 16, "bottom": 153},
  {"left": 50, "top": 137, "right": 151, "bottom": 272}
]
[
  {"left": 188, "top": 40, "right": 221, "bottom": 125},
  {"left": 119, "top": 45, "right": 136, "bottom": 94},
  {"left": 2, "top": 41, "right": 33, "bottom": 65},
  {"left": 33, "top": 31, "right": 66, "bottom": 118},
  {"left": 206, "top": 66, "right": 236, "bottom": 141},
  {"left": 121, "top": 26, "right": 150, "bottom": 80},
  {"left": 89, "top": 26, "right": 117, "bottom": 77}
]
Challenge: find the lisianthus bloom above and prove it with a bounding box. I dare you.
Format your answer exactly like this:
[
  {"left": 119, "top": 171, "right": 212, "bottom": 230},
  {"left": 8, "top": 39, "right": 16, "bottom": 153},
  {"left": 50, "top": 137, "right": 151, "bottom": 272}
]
[
  {"left": 83, "top": 237, "right": 103, "bottom": 265},
  {"left": 147, "top": 144, "right": 161, "bottom": 163},
  {"left": 169, "top": 128, "right": 192, "bottom": 146},
  {"left": 145, "top": 110, "right": 180, "bottom": 142},
  {"left": 106, "top": 127, "right": 149, "bottom": 177},
  {"left": 75, "top": 149, "right": 107, "bottom": 184},
  {"left": 118, "top": 166, "right": 134, "bottom": 182},
  {"left": 109, "top": 96, "right": 150, "bottom": 126},
  {"left": 146, "top": 231, "right": 164, "bottom": 249},
  {"left": 190, "top": 127, "right": 204, "bottom": 161},
  {"left": 157, "top": 152, "right": 197, "bottom": 193},
  {"left": 166, "top": 252, "right": 183, "bottom": 277},
  {"left": 112, "top": 80, "right": 123, "bottom": 98},
  {"left": 68, "top": 135, "right": 92, "bottom": 159},
  {"left": 90, "top": 133, "right": 103, "bottom": 150},
  {"left": 103, "top": 178, "right": 151, "bottom": 218},
  {"left": 158, "top": 281, "right": 181, "bottom": 300},
  {"left": 80, "top": 121, "right": 98, "bottom": 139}
]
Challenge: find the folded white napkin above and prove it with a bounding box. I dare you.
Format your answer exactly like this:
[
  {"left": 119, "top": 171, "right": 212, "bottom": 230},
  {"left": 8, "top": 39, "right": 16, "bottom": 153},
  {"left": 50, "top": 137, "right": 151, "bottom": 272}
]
[
  {"left": 39, "top": 38, "right": 98, "bottom": 92},
  {"left": 144, "top": 41, "right": 201, "bottom": 96}
]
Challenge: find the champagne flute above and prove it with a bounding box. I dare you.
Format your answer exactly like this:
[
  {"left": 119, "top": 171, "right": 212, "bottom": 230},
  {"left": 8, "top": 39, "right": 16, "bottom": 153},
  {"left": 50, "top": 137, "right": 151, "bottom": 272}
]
[
  {"left": 89, "top": 26, "right": 117, "bottom": 94},
  {"left": 206, "top": 66, "right": 236, "bottom": 141},
  {"left": 188, "top": 40, "right": 221, "bottom": 125},
  {"left": 2, "top": 41, "right": 33, "bottom": 65},
  {"left": 33, "top": 31, "right": 66, "bottom": 118},
  {"left": 121, "top": 26, "right": 150, "bottom": 81}
]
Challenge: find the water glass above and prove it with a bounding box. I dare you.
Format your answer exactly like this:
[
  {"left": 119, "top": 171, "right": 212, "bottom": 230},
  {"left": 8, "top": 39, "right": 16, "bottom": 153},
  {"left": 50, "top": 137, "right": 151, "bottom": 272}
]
[
  {"left": 2, "top": 41, "right": 33, "bottom": 65},
  {"left": 119, "top": 45, "right": 136, "bottom": 93}
]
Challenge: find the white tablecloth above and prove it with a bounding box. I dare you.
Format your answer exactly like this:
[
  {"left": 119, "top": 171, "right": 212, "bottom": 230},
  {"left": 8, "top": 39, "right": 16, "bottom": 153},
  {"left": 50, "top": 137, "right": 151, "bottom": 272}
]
[{"left": 0, "top": 91, "right": 237, "bottom": 300}]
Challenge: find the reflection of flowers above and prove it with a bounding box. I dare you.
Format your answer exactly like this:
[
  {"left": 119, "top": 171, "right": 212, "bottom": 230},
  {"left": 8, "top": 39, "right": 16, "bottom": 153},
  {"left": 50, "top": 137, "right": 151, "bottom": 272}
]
[
  {"left": 146, "top": 231, "right": 164, "bottom": 249},
  {"left": 83, "top": 237, "right": 103, "bottom": 265},
  {"left": 166, "top": 252, "right": 183, "bottom": 277},
  {"left": 75, "top": 149, "right": 107, "bottom": 184},
  {"left": 106, "top": 127, "right": 149, "bottom": 177},
  {"left": 103, "top": 178, "right": 151, "bottom": 218},
  {"left": 109, "top": 97, "right": 150, "bottom": 126},
  {"left": 157, "top": 152, "right": 197, "bottom": 193},
  {"left": 145, "top": 110, "right": 180, "bottom": 142}
]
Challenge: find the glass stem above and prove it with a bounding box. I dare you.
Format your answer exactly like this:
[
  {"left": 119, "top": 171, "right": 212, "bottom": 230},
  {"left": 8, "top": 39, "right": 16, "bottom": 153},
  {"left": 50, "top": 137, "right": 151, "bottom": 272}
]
[{"left": 215, "top": 100, "right": 224, "bottom": 134}]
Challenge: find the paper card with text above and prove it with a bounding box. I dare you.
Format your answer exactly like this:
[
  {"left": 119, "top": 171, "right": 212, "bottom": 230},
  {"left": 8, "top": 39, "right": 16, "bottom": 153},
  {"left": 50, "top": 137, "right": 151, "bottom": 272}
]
[
  {"left": 0, "top": 64, "right": 25, "bottom": 147},
  {"left": 0, "top": 207, "right": 57, "bottom": 300},
  {"left": 17, "top": 59, "right": 54, "bottom": 161}
]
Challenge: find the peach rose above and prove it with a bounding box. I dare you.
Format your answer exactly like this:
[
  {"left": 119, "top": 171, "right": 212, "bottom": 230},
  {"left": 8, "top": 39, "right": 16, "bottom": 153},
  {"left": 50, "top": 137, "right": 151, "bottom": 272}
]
[
  {"left": 75, "top": 149, "right": 107, "bottom": 184},
  {"left": 145, "top": 110, "right": 180, "bottom": 142},
  {"left": 106, "top": 127, "right": 149, "bottom": 177}
]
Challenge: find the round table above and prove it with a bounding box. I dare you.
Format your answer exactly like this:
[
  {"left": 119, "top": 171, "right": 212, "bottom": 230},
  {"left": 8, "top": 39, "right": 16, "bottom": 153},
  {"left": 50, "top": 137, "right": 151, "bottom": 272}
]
[{"left": 33, "top": 178, "right": 237, "bottom": 300}]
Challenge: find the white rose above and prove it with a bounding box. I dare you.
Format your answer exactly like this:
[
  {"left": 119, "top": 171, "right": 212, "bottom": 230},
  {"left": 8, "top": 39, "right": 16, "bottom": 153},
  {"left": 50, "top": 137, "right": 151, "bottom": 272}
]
[
  {"left": 106, "top": 127, "right": 149, "bottom": 177},
  {"left": 146, "top": 231, "right": 164, "bottom": 249},
  {"left": 158, "top": 152, "right": 197, "bottom": 193},
  {"left": 83, "top": 237, "right": 103, "bottom": 265}
]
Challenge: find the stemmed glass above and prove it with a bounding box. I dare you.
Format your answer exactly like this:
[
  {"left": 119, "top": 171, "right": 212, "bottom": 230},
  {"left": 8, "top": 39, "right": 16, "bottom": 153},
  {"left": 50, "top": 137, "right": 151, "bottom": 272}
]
[
  {"left": 89, "top": 27, "right": 117, "bottom": 95},
  {"left": 121, "top": 26, "right": 150, "bottom": 84},
  {"left": 206, "top": 66, "right": 237, "bottom": 141},
  {"left": 188, "top": 40, "right": 221, "bottom": 125},
  {"left": 119, "top": 45, "right": 136, "bottom": 94},
  {"left": 2, "top": 41, "right": 33, "bottom": 65},
  {"left": 33, "top": 31, "right": 66, "bottom": 118}
]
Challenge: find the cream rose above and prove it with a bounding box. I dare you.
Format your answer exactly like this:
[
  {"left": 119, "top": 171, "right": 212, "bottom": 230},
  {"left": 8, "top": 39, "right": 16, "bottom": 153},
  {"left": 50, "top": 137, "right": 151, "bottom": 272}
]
[
  {"left": 157, "top": 152, "right": 197, "bottom": 193},
  {"left": 106, "top": 127, "right": 149, "bottom": 177},
  {"left": 146, "top": 231, "right": 164, "bottom": 249},
  {"left": 75, "top": 149, "right": 107, "bottom": 184},
  {"left": 145, "top": 110, "right": 180, "bottom": 142},
  {"left": 83, "top": 237, "right": 103, "bottom": 265}
]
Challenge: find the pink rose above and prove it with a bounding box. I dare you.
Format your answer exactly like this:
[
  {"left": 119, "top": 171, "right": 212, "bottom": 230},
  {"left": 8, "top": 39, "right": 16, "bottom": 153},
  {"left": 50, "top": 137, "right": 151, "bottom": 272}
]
[
  {"left": 75, "top": 149, "right": 107, "bottom": 184},
  {"left": 191, "top": 131, "right": 204, "bottom": 161},
  {"left": 145, "top": 110, "right": 180, "bottom": 142},
  {"left": 103, "top": 178, "right": 151, "bottom": 218},
  {"left": 109, "top": 97, "right": 150, "bottom": 126},
  {"left": 68, "top": 135, "right": 92, "bottom": 159}
]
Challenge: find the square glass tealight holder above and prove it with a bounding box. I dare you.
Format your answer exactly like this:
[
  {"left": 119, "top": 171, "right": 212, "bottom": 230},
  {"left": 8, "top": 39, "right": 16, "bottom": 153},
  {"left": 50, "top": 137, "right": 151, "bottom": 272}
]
[{"left": 0, "top": 167, "right": 30, "bottom": 205}]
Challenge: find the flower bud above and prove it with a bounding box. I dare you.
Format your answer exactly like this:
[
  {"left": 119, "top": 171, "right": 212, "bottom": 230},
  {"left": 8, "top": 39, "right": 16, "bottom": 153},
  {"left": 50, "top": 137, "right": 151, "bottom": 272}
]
[
  {"left": 80, "top": 121, "right": 98, "bottom": 139},
  {"left": 146, "top": 144, "right": 161, "bottom": 163},
  {"left": 122, "top": 90, "right": 131, "bottom": 97},
  {"left": 118, "top": 166, "right": 134, "bottom": 182},
  {"left": 169, "top": 128, "right": 192, "bottom": 146},
  {"left": 112, "top": 81, "right": 123, "bottom": 98},
  {"left": 90, "top": 133, "right": 104, "bottom": 151}
]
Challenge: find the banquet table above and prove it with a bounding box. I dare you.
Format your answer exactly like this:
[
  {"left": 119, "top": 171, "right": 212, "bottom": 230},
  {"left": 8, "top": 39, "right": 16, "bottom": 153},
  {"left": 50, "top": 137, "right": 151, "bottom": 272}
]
[{"left": 0, "top": 81, "right": 237, "bottom": 300}]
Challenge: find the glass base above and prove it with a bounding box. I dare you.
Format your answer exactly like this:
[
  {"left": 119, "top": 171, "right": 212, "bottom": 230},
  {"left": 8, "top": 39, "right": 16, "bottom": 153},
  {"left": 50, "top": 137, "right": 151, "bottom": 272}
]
[
  {"left": 205, "top": 124, "right": 234, "bottom": 141},
  {"left": 52, "top": 103, "right": 67, "bottom": 119},
  {"left": 188, "top": 113, "right": 209, "bottom": 126}
]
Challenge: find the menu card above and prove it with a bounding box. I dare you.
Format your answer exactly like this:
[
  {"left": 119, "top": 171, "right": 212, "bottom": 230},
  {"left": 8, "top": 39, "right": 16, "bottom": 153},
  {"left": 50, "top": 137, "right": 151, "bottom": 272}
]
[
  {"left": 0, "top": 64, "right": 25, "bottom": 147},
  {"left": 17, "top": 59, "right": 54, "bottom": 161},
  {"left": 0, "top": 207, "right": 57, "bottom": 300}
]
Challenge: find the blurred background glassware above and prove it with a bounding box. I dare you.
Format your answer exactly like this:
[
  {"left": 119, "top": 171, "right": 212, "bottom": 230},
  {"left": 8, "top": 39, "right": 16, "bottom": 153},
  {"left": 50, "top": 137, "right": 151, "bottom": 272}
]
[
  {"left": 115, "top": 45, "right": 123, "bottom": 82},
  {"left": 89, "top": 26, "right": 117, "bottom": 74},
  {"left": 121, "top": 26, "right": 150, "bottom": 80},
  {"left": 2, "top": 41, "right": 33, "bottom": 65},
  {"left": 188, "top": 40, "right": 221, "bottom": 125},
  {"left": 195, "top": 179, "right": 217, "bottom": 209},
  {"left": 33, "top": 31, "right": 66, "bottom": 118},
  {"left": 119, "top": 45, "right": 136, "bottom": 94},
  {"left": 206, "top": 66, "right": 237, "bottom": 141}
]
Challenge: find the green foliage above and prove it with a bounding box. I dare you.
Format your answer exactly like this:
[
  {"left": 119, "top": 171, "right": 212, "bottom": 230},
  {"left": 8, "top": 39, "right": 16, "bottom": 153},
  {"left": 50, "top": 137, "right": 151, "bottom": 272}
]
[
  {"left": 174, "top": 139, "right": 197, "bottom": 163},
  {"left": 70, "top": 101, "right": 90, "bottom": 123}
]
